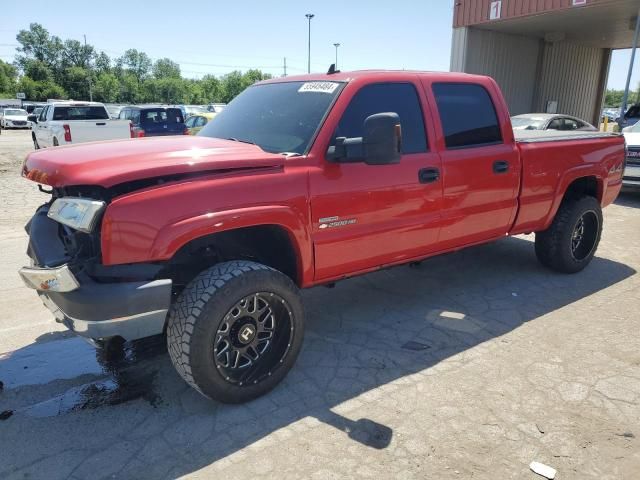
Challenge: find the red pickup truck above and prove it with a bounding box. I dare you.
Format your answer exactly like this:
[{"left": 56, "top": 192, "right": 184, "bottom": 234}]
[{"left": 19, "top": 71, "right": 625, "bottom": 403}]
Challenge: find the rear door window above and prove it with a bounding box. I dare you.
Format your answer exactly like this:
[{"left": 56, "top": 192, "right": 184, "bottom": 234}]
[{"left": 432, "top": 83, "right": 502, "bottom": 149}]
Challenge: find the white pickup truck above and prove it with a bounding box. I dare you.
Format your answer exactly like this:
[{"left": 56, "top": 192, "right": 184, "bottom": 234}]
[{"left": 29, "top": 101, "right": 132, "bottom": 149}]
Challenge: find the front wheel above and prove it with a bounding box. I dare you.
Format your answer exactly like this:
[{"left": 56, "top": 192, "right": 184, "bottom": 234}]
[
  {"left": 166, "top": 261, "right": 304, "bottom": 403},
  {"left": 535, "top": 195, "right": 602, "bottom": 273}
]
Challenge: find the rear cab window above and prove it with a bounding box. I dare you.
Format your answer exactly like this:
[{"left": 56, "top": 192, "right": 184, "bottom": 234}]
[
  {"left": 432, "top": 83, "right": 502, "bottom": 149},
  {"left": 52, "top": 105, "right": 109, "bottom": 121},
  {"left": 141, "top": 108, "right": 184, "bottom": 125}
]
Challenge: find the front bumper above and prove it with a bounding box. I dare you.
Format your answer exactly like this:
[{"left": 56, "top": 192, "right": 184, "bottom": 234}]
[{"left": 20, "top": 205, "right": 172, "bottom": 340}]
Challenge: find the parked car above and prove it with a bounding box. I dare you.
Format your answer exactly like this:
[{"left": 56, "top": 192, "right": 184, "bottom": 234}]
[
  {"left": 29, "top": 107, "right": 43, "bottom": 127},
  {"left": 173, "top": 105, "right": 209, "bottom": 119},
  {"left": 19, "top": 70, "right": 625, "bottom": 404},
  {"left": 185, "top": 112, "right": 217, "bottom": 135},
  {"left": 617, "top": 104, "right": 640, "bottom": 130},
  {"left": 105, "top": 104, "right": 124, "bottom": 120},
  {"left": 29, "top": 101, "right": 132, "bottom": 149},
  {"left": 0, "top": 108, "right": 30, "bottom": 129},
  {"left": 621, "top": 121, "right": 640, "bottom": 188},
  {"left": 119, "top": 105, "right": 188, "bottom": 137},
  {"left": 207, "top": 103, "right": 226, "bottom": 113},
  {"left": 511, "top": 113, "right": 597, "bottom": 132},
  {"left": 601, "top": 108, "right": 619, "bottom": 122}
]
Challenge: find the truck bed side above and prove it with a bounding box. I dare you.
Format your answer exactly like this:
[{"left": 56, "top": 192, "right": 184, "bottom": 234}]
[{"left": 510, "top": 134, "right": 625, "bottom": 235}]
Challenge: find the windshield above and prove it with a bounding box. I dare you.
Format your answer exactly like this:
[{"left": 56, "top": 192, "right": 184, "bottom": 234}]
[
  {"left": 186, "top": 106, "right": 208, "bottom": 115},
  {"left": 511, "top": 116, "right": 547, "bottom": 130},
  {"left": 4, "top": 109, "right": 27, "bottom": 116},
  {"left": 52, "top": 106, "right": 109, "bottom": 120},
  {"left": 199, "top": 80, "right": 343, "bottom": 154}
]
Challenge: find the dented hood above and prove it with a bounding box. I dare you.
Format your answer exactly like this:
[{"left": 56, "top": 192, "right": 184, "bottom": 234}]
[{"left": 22, "top": 136, "right": 285, "bottom": 188}]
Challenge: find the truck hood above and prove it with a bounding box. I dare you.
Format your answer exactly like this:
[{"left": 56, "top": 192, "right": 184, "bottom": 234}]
[{"left": 22, "top": 136, "right": 286, "bottom": 188}]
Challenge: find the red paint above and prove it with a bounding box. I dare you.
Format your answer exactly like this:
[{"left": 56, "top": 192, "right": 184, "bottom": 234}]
[{"left": 22, "top": 71, "right": 625, "bottom": 288}]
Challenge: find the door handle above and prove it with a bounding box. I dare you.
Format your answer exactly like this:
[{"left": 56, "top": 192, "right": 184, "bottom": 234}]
[
  {"left": 418, "top": 167, "right": 440, "bottom": 184},
  {"left": 493, "top": 160, "right": 509, "bottom": 174}
]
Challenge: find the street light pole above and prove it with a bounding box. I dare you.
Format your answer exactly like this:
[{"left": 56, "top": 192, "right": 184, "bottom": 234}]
[
  {"left": 305, "top": 14, "right": 314, "bottom": 73},
  {"left": 84, "top": 34, "right": 93, "bottom": 102},
  {"left": 333, "top": 43, "right": 340, "bottom": 70}
]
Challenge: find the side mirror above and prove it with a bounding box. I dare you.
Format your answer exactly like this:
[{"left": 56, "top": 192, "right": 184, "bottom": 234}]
[
  {"left": 328, "top": 112, "right": 402, "bottom": 165},
  {"left": 28, "top": 114, "right": 38, "bottom": 123},
  {"left": 362, "top": 113, "right": 402, "bottom": 165}
]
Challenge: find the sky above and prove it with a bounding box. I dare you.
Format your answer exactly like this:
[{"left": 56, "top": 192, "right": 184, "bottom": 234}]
[{"left": 0, "top": 0, "right": 637, "bottom": 90}]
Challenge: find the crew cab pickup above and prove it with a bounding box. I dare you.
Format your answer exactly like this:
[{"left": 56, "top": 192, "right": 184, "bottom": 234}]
[
  {"left": 19, "top": 71, "right": 625, "bottom": 403},
  {"left": 29, "top": 101, "right": 132, "bottom": 149}
]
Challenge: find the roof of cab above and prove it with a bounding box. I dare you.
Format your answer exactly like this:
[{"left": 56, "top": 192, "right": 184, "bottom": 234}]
[{"left": 259, "top": 69, "right": 490, "bottom": 85}]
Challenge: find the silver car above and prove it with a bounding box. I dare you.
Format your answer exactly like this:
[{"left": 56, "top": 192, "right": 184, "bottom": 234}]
[{"left": 511, "top": 113, "right": 597, "bottom": 132}]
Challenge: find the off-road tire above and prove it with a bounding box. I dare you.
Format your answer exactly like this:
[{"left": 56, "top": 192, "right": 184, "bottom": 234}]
[
  {"left": 166, "top": 260, "right": 304, "bottom": 403},
  {"left": 53, "top": 138, "right": 59, "bottom": 147},
  {"left": 535, "top": 195, "right": 602, "bottom": 273}
]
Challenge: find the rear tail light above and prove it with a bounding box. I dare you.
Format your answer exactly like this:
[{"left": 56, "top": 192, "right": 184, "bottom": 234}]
[
  {"left": 183, "top": 126, "right": 190, "bottom": 135},
  {"left": 63, "top": 124, "right": 72, "bottom": 142},
  {"left": 136, "top": 129, "right": 145, "bottom": 138}
]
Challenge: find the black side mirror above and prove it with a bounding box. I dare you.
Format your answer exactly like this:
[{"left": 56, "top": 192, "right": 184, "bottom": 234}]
[
  {"left": 327, "top": 112, "right": 402, "bottom": 164},
  {"left": 362, "top": 112, "right": 402, "bottom": 165},
  {"left": 28, "top": 114, "right": 38, "bottom": 123}
]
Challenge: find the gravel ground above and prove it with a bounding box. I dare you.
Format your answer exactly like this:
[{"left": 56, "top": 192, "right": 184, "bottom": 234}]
[{"left": 0, "top": 129, "right": 639, "bottom": 479}]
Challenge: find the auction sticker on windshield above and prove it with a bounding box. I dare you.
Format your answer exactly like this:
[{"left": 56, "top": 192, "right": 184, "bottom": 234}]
[{"left": 298, "top": 82, "right": 340, "bottom": 94}]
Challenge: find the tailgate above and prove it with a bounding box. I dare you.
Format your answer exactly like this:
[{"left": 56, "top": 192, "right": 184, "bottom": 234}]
[{"left": 69, "top": 120, "right": 131, "bottom": 143}]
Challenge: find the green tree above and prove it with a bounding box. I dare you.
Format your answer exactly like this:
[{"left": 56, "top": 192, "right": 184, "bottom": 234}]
[
  {"left": 61, "top": 39, "right": 95, "bottom": 70},
  {"left": 24, "top": 60, "right": 53, "bottom": 82},
  {"left": 153, "top": 58, "right": 181, "bottom": 79},
  {"left": 95, "top": 52, "right": 111, "bottom": 74},
  {"left": 200, "top": 74, "right": 222, "bottom": 102},
  {"left": 61, "top": 66, "right": 92, "bottom": 100},
  {"left": 93, "top": 73, "right": 120, "bottom": 103},
  {"left": 118, "top": 73, "right": 141, "bottom": 103},
  {"left": 0, "top": 59, "right": 18, "bottom": 95},
  {"left": 17, "top": 76, "right": 66, "bottom": 101},
  {"left": 117, "top": 49, "right": 152, "bottom": 85},
  {"left": 15, "top": 23, "right": 63, "bottom": 76}
]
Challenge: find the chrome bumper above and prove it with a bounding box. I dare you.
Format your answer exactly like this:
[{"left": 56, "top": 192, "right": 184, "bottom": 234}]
[{"left": 20, "top": 263, "right": 172, "bottom": 341}]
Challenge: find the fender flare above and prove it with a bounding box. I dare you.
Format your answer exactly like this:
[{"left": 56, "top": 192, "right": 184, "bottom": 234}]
[
  {"left": 150, "top": 205, "right": 313, "bottom": 285},
  {"left": 541, "top": 165, "right": 605, "bottom": 230}
]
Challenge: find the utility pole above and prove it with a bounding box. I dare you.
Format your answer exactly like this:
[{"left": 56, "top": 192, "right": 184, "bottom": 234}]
[
  {"left": 84, "top": 34, "right": 93, "bottom": 101},
  {"left": 283, "top": 57, "right": 287, "bottom": 77},
  {"left": 333, "top": 43, "right": 341, "bottom": 70},
  {"left": 621, "top": 9, "right": 640, "bottom": 123},
  {"left": 305, "top": 14, "right": 314, "bottom": 73}
]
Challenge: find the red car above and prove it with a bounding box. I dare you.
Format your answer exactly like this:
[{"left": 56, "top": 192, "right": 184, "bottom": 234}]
[{"left": 19, "top": 70, "right": 625, "bottom": 403}]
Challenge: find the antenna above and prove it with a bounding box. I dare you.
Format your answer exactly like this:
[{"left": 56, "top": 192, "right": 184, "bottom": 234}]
[{"left": 327, "top": 64, "right": 340, "bottom": 75}]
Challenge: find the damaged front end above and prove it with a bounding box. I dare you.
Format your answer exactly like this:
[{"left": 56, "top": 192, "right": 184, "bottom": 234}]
[{"left": 19, "top": 186, "right": 172, "bottom": 342}]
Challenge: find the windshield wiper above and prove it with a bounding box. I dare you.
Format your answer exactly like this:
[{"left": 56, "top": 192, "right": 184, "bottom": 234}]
[{"left": 226, "top": 137, "right": 256, "bottom": 145}]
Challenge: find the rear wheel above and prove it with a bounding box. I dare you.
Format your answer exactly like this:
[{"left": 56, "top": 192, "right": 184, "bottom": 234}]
[
  {"left": 166, "top": 261, "right": 304, "bottom": 403},
  {"left": 535, "top": 195, "right": 602, "bottom": 273},
  {"left": 53, "top": 138, "right": 59, "bottom": 147}
]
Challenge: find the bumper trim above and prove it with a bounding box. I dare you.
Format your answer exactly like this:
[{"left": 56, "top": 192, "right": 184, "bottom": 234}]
[{"left": 19, "top": 264, "right": 80, "bottom": 292}]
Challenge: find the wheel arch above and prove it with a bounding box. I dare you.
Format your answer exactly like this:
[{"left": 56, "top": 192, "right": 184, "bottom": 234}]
[
  {"left": 153, "top": 208, "right": 312, "bottom": 288},
  {"left": 542, "top": 172, "right": 604, "bottom": 231}
]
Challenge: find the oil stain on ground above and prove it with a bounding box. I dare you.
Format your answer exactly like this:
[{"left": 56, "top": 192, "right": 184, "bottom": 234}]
[{"left": 0, "top": 335, "right": 166, "bottom": 419}]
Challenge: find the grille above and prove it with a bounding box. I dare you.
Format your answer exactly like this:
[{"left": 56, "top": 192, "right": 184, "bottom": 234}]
[{"left": 627, "top": 149, "right": 640, "bottom": 166}]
